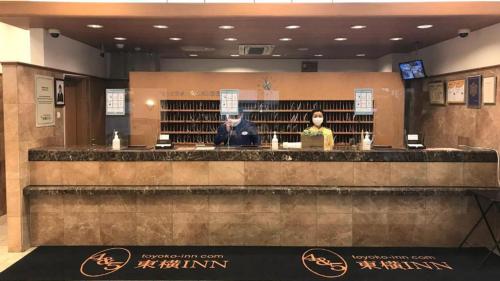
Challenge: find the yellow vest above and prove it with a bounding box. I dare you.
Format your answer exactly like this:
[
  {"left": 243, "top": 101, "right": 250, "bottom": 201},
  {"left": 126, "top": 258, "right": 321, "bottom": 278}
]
[{"left": 305, "top": 126, "right": 334, "bottom": 150}]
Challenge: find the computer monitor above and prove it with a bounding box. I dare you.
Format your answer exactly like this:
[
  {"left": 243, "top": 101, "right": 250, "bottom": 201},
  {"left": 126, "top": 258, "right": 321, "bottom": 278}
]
[{"left": 399, "top": 60, "right": 427, "bottom": 80}]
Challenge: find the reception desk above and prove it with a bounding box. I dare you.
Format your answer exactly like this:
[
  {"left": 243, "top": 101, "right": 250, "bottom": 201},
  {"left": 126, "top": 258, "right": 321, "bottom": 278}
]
[{"left": 26, "top": 147, "right": 499, "bottom": 247}]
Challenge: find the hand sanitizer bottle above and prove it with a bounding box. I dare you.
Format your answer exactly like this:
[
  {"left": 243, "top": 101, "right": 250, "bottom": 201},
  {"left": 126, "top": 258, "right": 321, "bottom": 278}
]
[
  {"left": 112, "top": 130, "right": 121, "bottom": 150},
  {"left": 272, "top": 131, "right": 279, "bottom": 150}
]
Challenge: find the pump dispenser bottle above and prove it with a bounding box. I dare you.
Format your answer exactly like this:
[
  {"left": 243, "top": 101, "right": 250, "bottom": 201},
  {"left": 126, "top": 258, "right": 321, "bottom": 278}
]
[
  {"left": 112, "top": 130, "right": 121, "bottom": 150},
  {"left": 271, "top": 131, "right": 279, "bottom": 150}
]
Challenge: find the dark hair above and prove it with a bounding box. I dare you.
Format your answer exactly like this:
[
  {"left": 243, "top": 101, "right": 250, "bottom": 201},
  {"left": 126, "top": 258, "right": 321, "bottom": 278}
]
[{"left": 309, "top": 108, "right": 325, "bottom": 127}]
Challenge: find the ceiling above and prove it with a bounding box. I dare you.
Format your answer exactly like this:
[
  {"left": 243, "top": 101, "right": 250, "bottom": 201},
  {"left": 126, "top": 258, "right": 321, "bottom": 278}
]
[{"left": 1, "top": 2, "right": 500, "bottom": 59}]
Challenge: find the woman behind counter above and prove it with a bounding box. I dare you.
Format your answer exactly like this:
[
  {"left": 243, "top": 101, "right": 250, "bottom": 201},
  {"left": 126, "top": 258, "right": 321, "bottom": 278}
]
[{"left": 304, "top": 109, "right": 334, "bottom": 150}]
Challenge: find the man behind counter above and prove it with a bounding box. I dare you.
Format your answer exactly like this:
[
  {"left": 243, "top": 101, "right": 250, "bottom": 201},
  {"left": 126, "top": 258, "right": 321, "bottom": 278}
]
[{"left": 214, "top": 108, "right": 260, "bottom": 146}]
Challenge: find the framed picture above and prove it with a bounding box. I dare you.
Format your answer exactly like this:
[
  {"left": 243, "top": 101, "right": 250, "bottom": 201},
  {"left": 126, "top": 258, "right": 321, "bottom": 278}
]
[
  {"left": 466, "top": 75, "right": 482, "bottom": 109},
  {"left": 446, "top": 79, "right": 465, "bottom": 104},
  {"left": 54, "top": 79, "right": 65, "bottom": 106},
  {"left": 428, "top": 81, "right": 445, "bottom": 105},
  {"left": 483, "top": 76, "right": 497, "bottom": 105}
]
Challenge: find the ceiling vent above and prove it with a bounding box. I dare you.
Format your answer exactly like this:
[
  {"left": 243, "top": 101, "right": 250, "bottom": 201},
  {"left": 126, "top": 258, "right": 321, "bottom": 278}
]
[{"left": 238, "top": 44, "right": 275, "bottom": 56}]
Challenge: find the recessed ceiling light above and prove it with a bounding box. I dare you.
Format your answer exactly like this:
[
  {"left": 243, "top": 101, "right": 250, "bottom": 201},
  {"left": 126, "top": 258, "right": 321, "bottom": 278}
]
[
  {"left": 169, "top": 37, "right": 182, "bottom": 41},
  {"left": 87, "top": 24, "right": 103, "bottom": 29},
  {"left": 279, "top": 38, "right": 292, "bottom": 41},
  {"left": 189, "top": 54, "right": 198, "bottom": 57},
  {"left": 390, "top": 37, "right": 404, "bottom": 41},
  {"left": 134, "top": 47, "right": 141, "bottom": 51},
  {"left": 285, "top": 25, "right": 301, "bottom": 29},
  {"left": 334, "top": 37, "right": 348, "bottom": 41},
  {"left": 230, "top": 54, "right": 240, "bottom": 57},
  {"left": 417, "top": 24, "right": 433, "bottom": 29},
  {"left": 350, "top": 25, "right": 366, "bottom": 29},
  {"left": 356, "top": 53, "right": 366, "bottom": 57},
  {"left": 224, "top": 38, "right": 238, "bottom": 41},
  {"left": 297, "top": 48, "right": 309, "bottom": 51},
  {"left": 114, "top": 37, "right": 127, "bottom": 41},
  {"left": 272, "top": 54, "right": 281, "bottom": 57},
  {"left": 153, "top": 25, "right": 168, "bottom": 29},
  {"left": 116, "top": 43, "right": 125, "bottom": 49},
  {"left": 219, "top": 25, "right": 235, "bottom": 30},
  {"left": 314, "top": 54, "right": 324, "bottom": 57}
]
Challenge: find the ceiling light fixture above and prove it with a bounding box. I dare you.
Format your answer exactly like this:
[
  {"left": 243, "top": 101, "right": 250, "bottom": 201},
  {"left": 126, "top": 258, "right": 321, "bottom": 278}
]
[
  {"left": 390, "top": 37, "right": 404, "bottom": 41},
  {"left": 350, "top": 25, "right": 366, "bottom": 29},
  {"left": 116, "top": 43, "right": 125, "bottom": 49},
  {"left": 114, "top": 37, "right": 127, "bottom": 41},
  {"left": 297, "top": 48, "right": 309, "bottom": 51},
  {"left": 169, "top": 37, "right": 182, "bottom": 41},
  {"left": 314, "top": 54, "right": 324, "bottom": 57},
  {"left": 272, "top": 54, "right": 282, "bottom": 57},
  {"left": 334, "top": 37, "right": 348, "bottom": 41},
  {"left": 189, "top": 54, "right": 198, "bottom": 57},
  {"left": 153, "top": 25, "right": 168, "bottom": 29},
  {"left": 219, "top": 25, "right": 235, "bottom": 30},
  {"left": 87, "top": 24, "right": 103, "bottom": 29},
  {"left": 285, "top": 25, "right": 301, "bottom": 29},
  {"left": 224, "top": 38, "right": 238, "bottom": 41},
  {"left": 230, "top": 54, "right": 240, "bottom": 57},
  {"left": 279, "top": 38, "right": 292, "bottom": 41},
  {"left": 356, "top": 53, "right": 366, "bottom": 57},
  {"left": 417, "top": 24, "right": 433, "bottom": 29},
  {"left": 134, "top": 47, "right": 142, "bottom": 51}
]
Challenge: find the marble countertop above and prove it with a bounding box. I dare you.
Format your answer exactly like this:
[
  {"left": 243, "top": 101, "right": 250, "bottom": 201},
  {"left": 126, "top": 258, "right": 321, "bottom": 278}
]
[
  {"left": 24, "top": 185, "right": 500, "bottom": 196},
  {"left": 28, "top": 146, "right": 498, "bottom": 162}
]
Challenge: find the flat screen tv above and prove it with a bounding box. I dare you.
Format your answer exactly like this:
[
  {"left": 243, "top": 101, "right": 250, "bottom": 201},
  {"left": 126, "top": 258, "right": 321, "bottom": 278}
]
[{"left": 399, "top": 60, "right": 426, "bottom": 80}]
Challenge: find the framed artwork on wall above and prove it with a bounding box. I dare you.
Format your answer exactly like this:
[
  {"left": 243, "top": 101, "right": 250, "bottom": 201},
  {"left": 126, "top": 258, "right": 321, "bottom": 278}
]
[
  {"left": 483, "top": 76, "right": 497, "bottom": 105},
  {"left": 54, "top": 79, "right": 65, "bottom": 106},
  {"left": 428, "top": 81, "right": 445, "bottom": 105},
  {"left": 446, "top": 79, "right": 465, "bottom": 104},
  {"left": 466, "top": 75, "right": 482, "bottom": 109}
]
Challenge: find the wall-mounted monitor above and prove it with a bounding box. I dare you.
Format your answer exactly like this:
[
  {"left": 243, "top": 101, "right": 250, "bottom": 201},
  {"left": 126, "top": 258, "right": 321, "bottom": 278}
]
[{"left": 399, "top": 60, "right": 426, "bottom": 80}]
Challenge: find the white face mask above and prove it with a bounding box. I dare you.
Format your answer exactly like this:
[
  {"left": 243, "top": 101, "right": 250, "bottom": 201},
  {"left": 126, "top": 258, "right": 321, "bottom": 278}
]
[
  {"left": 229, "top": 117, "right": 241, "bottom": 127},
  {"left": 313, "top": 117, "right": 323, "bottom": 127}
]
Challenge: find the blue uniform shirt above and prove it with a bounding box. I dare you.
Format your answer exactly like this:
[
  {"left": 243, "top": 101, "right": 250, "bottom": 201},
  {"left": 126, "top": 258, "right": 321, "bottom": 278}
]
[{"left": 214, "top": 119, "right": 260, "bottom": 146}]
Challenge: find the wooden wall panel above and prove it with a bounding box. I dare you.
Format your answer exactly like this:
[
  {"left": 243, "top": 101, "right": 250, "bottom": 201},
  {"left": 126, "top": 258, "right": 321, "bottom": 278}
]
[{"left": 129, "top": 72, "right": 405, "bottom": 148}]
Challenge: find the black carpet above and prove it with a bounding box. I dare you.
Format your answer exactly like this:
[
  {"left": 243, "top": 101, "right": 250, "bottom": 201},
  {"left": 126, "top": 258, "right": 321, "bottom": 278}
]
[{"left": 0, "top": 246, "right": 499, "bottom": 281}]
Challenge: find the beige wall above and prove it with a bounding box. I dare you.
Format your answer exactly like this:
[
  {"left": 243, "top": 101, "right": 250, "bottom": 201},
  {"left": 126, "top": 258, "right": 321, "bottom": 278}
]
[
  {"left": 2, "top": 63, "right": 65, "bottom": 251},
  {"left": 415, "top": 23, "right": 500, "bottom": 76},
  {"left": 0, "top": 23, "right": 31, "bottom": 73},
  {"left": 1, "top": 63, "right": 108, "bottom": 251},
  {"left": 159, "top": 59, "right": 378, "bottom": 72},
  {"left": 408, "top": 65, "right": 500, "bottom": 151},
  {"left": 129, "top": 72, "right": 405, "bottom": 147},
  {"left": 0, "top": 74, "right": 5, "bottom": 215}
]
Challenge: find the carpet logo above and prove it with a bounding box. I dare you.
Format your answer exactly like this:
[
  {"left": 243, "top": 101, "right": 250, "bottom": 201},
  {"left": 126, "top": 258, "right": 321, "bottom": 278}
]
[
  {"left": 80, "top": 247, "right": 131, "bottom": 277},
  {"left": 302, "top": 248, "right": 348, "bottom": 279}
]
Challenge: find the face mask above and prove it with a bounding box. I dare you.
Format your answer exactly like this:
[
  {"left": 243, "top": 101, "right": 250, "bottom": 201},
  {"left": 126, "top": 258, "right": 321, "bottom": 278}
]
[
  {"left": 313, "top": 117, "right": 323, "bottom": 127},
  {"left": 229, "top": 118, "right": 241, "bottom": 127}
]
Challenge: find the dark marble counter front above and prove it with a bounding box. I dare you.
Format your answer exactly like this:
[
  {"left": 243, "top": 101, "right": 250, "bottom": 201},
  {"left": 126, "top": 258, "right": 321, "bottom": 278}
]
[
  {"left": 28, "top": 146, "right": 497, "bottom": 162},
  {"left": 23, "top": 185, "right": 499, "bottom": 196}
]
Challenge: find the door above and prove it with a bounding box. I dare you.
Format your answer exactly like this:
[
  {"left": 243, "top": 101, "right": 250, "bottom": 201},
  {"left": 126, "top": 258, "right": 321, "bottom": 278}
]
[{"left": 64, "top": 77, "right": 90, "bottom": 145}]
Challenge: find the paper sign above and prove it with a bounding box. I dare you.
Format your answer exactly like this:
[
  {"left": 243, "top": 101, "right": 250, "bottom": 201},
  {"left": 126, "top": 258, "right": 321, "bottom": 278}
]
[
  {"left": 354, "top": 88, "right": 374, "bottom": 115},
  {"left": 35, "top": 75, "right": 55, "bottom": 127},
  {"left": 220, "top": 89, "right": 239, "bottom": 115},
  {"left": 106, "top": 89, "right": 126, "bottom": 116}
]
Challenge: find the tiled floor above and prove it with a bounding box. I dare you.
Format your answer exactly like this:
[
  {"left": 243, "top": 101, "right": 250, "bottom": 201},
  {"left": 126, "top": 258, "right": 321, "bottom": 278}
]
[{"left": 0, "top": 216, "right": 36, "bottom": 272}]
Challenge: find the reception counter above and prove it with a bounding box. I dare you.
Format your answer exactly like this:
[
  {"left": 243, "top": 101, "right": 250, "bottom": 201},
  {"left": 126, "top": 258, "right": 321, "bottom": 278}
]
[{"left": 26, "top": 146, "right": 499, "bottom": 247}]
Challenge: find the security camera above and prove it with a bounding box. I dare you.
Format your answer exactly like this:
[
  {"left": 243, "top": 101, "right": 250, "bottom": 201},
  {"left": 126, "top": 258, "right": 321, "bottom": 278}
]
[
  {"left": 48, "top": 28, "right": 61, "bottom": 38},
  {"left": 458, "top": 28, "right": 470, "bottom": 38}
]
